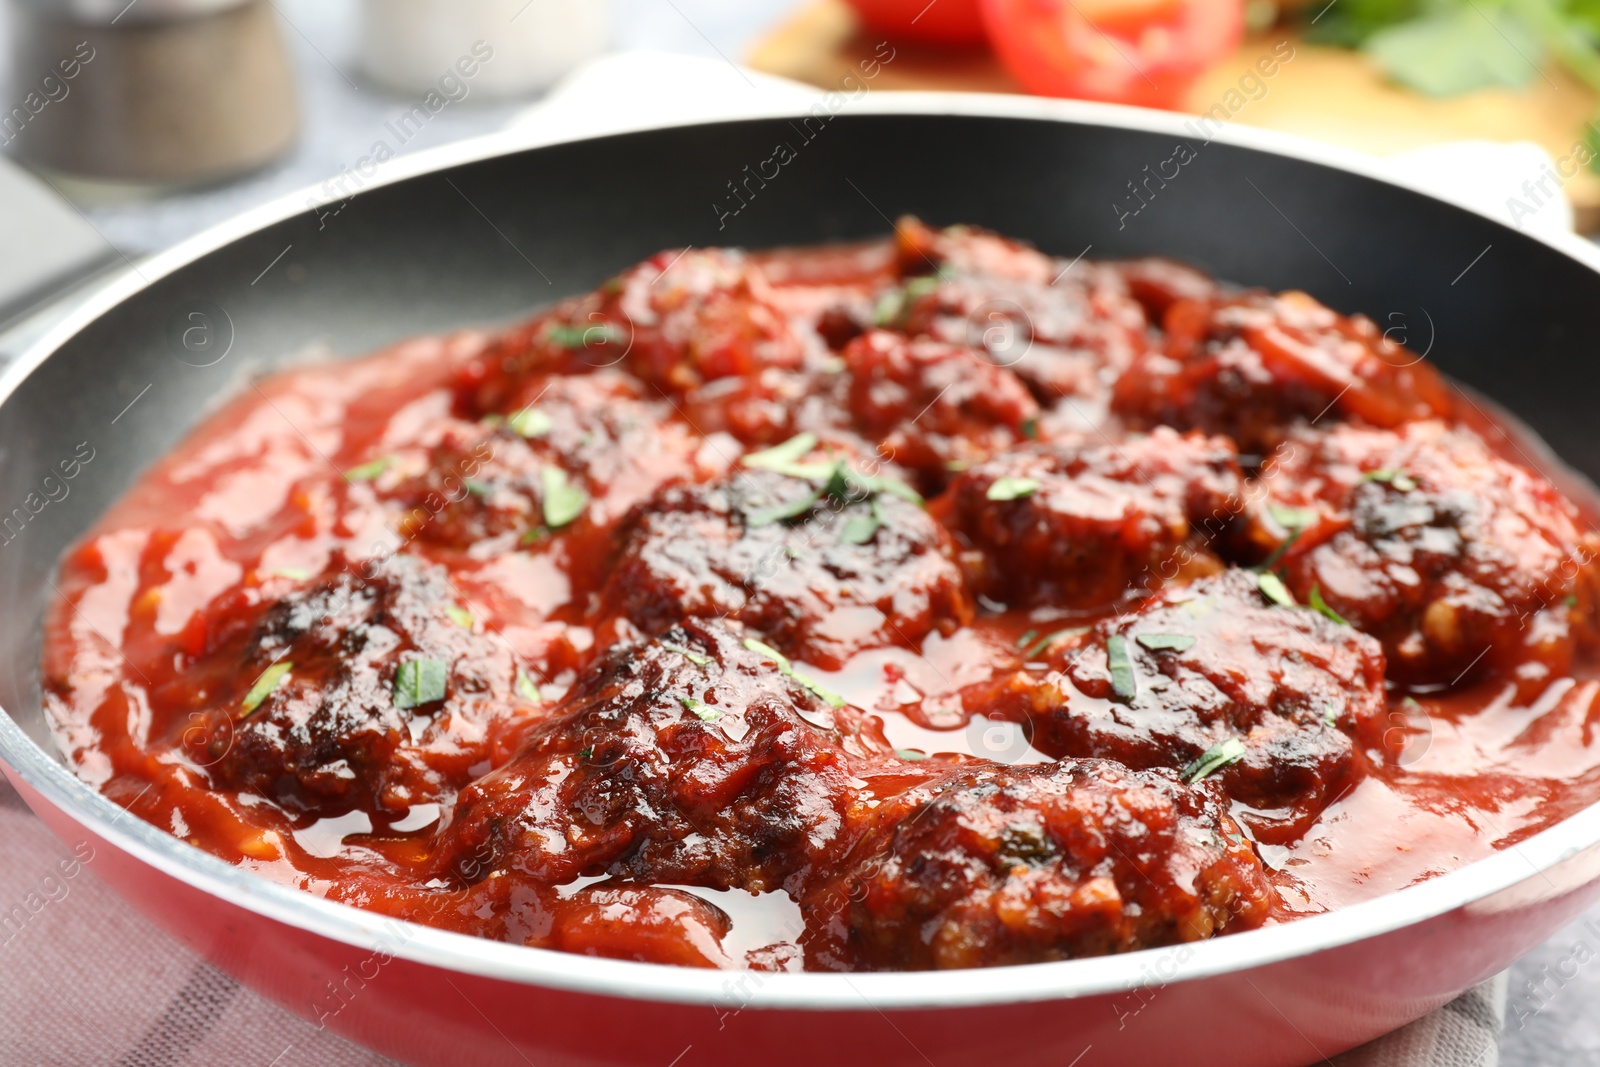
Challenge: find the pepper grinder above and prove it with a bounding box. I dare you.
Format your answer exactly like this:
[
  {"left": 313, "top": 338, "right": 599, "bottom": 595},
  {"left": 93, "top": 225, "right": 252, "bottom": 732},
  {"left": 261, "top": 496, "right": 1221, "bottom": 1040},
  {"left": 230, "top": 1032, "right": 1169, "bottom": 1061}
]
[{"left": 5, "top": 0, "right": 298, "bottom": 189}]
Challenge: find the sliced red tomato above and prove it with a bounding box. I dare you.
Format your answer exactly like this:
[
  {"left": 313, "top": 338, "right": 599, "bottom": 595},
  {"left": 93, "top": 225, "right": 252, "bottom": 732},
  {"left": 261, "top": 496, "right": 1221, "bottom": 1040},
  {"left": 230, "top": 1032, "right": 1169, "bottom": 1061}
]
[
  {"left": 843, "top": 0, "right": 989, "bottom": 47},
  {"left": 979, "top": 0, "right": 1244, "bottom": 109}
]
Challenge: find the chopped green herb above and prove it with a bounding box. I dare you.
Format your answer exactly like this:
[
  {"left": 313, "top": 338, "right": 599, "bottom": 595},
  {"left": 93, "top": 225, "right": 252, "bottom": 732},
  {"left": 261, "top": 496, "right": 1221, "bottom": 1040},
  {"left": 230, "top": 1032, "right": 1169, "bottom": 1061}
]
[
  {"left": 822, "top": 463, "right": 853, "bottom": 503},
  {"left": 506, "top": 407, "right": 553, "bottom": 438},
  {"left": 1257, "top": 525, "right": 1304, "bottom": 572},
  {"left": 945, "top": 459, "right": 971, "bottom": 473},
  {"left": 393, "top": 658, "right": 447, "bottom": 709},
  {"left": 663, "top": 643, "right": 713, "bottom": 668},
  {"left": 1308, "top": 585, "right": 1348, "bottom": 625},
  {"left": 743, "top": 433, "right": 819, "bottom": 471},
  {"left": 895, "top": 748, "right": 930, "bottom": 761},
  {"left": 343, "top": 456, "right": 393, "bottom": 482},
  {"left": 863, "top": 472, "right": 923, "bottom": 505},
  {"left": 795, "top": 673, "right": 845, "bottom": 709},
  {"left": 873, "top": 274, "right": 943, "bottom": 326},
  {"left": 840, "top": 499, "right": 884, "bottom": 545},
  {"left": 745, "top": 483, "right": 826, "bottom": 527},
  {"left": 579, "top": 746, "right": 594, "bottom": 759},
  {"left": 241, "top": 661, "right": 291, "bottom": 716},
  {"left": 1136, "top": 633, "right": 1197, "bottom": 653},
  {"left": 548, "top": 322, "right": 623, "bottom": 349},
  {"left": 1106, "top": 633, "right": 1137, "bottom": 703},
  {"left": 519, "top": 527, "right": 547, "bottom": 546},
  {"left": 1361, "top": 468, "right": 1418, "bottom": 492},
  {"left": 1019, "top": 417, "right": 1039, "bottom": 440},
  {"left": 1268, "top": 504, "right": 1318, "bottom": 530},
  {"left": 446, "top": 605, "right": 474, "bottom": 629},
  {"left": 1023, "top": 627, "right": 1089, "bottom": 659},
  {"left": 678, "top": 695, "right": 722, "bottom": 722},
  {"left": 743, "top": 637, "right": 790, "bottom": 671},
  {"left": 515, "top": 669, "right": 541, "bottom": 704},
  {"left": 1567, "top": 593, "right": 1581, "bottom": 608},
  {"left": 540, "top": 467, "right": 588, "bottom": 528},
  {"left": 872, "top": 289, "right": 908, "bottom": 327},
  {"left": 743, "top": 438, "right": 924, "bottom": 510},
  {"left": 741, "top": 637, "right": 846, "bottom": 709},
  {"left": 987, "top": 476, "right": 1041, "bottom": 502},
  {"left": 1183, "top": 737, "right": 1247, "bottom": 784},
  {"left": 1257, "top": 572, "right": 1296, "bottom": 607},
  {"left": 1016, "top": 629, "right": 1038, "bottom": 650},
  {"left": 465, "top": 479, "right": 493, "bottom": 498}
]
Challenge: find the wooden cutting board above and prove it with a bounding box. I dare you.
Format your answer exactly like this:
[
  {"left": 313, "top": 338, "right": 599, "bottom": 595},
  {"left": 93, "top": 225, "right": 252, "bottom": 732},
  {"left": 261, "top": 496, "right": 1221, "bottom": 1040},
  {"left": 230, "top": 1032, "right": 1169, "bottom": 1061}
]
[{"left": 747, "top": 0, "right": 1600, "bottom": 231}]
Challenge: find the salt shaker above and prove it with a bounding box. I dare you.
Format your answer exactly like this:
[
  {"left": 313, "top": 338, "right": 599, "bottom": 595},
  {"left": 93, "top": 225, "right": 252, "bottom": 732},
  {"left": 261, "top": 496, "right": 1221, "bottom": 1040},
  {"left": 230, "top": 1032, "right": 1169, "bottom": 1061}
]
[
  {"left": 4, "top": 0, "right": 298, "bottom": 187},
  {"left": 357, "top": 0, "right": 612, "bottom": 101}
]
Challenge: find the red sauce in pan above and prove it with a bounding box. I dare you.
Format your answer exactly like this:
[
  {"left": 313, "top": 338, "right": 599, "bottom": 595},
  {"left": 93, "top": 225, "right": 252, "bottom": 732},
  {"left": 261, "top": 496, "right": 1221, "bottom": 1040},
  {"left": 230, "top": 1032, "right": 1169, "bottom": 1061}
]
[{"left": 41, "top": 219, "right": 1600, "bottom": 971}]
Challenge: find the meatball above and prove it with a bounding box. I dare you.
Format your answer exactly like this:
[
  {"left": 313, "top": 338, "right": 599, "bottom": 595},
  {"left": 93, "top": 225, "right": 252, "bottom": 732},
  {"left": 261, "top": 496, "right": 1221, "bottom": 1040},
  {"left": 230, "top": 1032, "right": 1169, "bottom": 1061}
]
[
  {"left": 1257, "top": 421, "right": 1600, "bottom": 686},
  {"left": 377, "top": 429, "right": 536, "bottom": 551},
  {"left": 887, "top": 218, "right": 1147, "bottom": 406},
  {"left": 1113, "top": 257, "right": 1222, "bottom": 320},
  {"left": 936, "top": 428, "right": 1245, "bottom": 610},
  {"left": 451, "top": 298, "right": 610, "bottom": 417},
  {"left": 966, "top": 569, "right": 1389, "bottom": 842},
  {"left": 180, "top": 554, "right": 524, "bottom": 817},
  {"left": 600, "top": 464, "right": 973, "bottom": 669},
  {"left": 599, "top": 247, "right": 808, "bottom": 391},
  {"left": 454, "top": 248, "right": 809, "bottom": 413},
  {"left": 841, "top": 329, "right": 1040, "bottom": 482},
  {"left": 379, "top": 370, "right": 701, "bottom": 552},
  {"left": 1112, "top": 289, "right": 1452, "bottom": 454},
  {"left": 431, "top": 619, "right": 895, "bottom": 894},
  {"left": 802, "top": 759, "right": 1272, "bottom": 970}
]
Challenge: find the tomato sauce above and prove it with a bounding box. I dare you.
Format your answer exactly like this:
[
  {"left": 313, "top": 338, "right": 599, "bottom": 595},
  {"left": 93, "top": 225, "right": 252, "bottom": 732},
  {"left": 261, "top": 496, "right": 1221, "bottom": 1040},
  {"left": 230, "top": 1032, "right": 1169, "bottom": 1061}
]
[{"left": 41, "top": 219, "right": 1600, "bottom": 971}]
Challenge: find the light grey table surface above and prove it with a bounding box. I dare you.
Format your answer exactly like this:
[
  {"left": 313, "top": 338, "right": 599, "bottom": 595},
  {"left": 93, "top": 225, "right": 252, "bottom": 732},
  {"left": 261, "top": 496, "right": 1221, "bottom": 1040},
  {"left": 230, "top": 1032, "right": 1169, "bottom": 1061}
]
[{"left": 1, "top": 0, "right": 1598, "bottom": 1062}]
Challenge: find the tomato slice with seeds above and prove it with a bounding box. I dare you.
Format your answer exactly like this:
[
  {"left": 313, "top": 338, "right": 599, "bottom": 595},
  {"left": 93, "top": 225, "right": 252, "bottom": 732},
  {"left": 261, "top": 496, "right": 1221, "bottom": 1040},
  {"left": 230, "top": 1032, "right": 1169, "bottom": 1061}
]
[{"left": 979, "top": 0, "right": 1244, "bottom": 109}]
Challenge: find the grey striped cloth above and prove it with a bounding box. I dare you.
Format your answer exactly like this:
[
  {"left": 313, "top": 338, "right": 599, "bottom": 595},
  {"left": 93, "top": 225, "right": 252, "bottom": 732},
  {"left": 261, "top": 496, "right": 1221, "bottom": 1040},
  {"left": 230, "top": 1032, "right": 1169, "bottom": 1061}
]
[{"left": 0, "top": 775, "right": 1517, "bottom": 1067}]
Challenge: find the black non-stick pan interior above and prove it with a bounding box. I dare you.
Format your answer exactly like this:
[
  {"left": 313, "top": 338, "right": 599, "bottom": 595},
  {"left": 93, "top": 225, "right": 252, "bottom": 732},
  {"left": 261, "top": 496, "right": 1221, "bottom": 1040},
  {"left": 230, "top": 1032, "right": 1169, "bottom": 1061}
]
[{"left": 2, "top": 110, "right": 1596, "bottom": 752}]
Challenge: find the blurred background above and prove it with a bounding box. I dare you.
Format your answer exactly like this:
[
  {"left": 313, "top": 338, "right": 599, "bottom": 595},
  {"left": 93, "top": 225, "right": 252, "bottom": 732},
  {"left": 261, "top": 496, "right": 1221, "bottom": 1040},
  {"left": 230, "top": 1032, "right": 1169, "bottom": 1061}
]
[{"left": 1, "top": 0, "right": 1598, "bottom": 270}]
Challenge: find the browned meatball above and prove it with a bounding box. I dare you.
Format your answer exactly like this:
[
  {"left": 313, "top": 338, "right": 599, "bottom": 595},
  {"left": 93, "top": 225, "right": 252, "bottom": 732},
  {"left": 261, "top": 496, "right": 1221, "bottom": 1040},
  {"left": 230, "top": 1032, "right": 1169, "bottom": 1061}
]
[
  {"left": 936, "top": 428, "right": 1245, "bottom": 610},
  {"left": 378, "top": 370, "right": 700, "bottom": 554},
  {"left": 1113, "top": 289, "right": 1453, "bottom": 454},
  {"left": 888, "top": 218, "right": 1147, "bottom": 406},
  {"left": 454, "top": 248, "right": 810, "bottom": 414},
  {"left": 1257, "top": 421, "right": 1600, "bottom": 687},
  {"left": 430, "top": 619, "right": 900, "bottom": 893},
  {"left": 965, "top": 569, "right": 1388, "bottom": 843},
  {"left": 802, "top": 759, "right": 1272, "bottom": 970},
  {"left": 1113, "top": 257, "right": 1222, "bottom": 320},
  {"left": 841, "top": 329, "right": 1040, "bottom": 483},
  {"left": 178, "top": 554, "right": 524, "bottom": 817},
  {"left": 600, "top": 465, "right": 972, "bottom": 669}
]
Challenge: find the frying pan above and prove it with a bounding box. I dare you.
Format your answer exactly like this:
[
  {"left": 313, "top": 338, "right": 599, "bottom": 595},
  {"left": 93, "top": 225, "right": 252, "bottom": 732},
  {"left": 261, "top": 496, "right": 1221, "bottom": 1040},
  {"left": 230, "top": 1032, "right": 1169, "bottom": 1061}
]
[{"left": 4, "top": 93, "right": 1600, "bottom": 1067}]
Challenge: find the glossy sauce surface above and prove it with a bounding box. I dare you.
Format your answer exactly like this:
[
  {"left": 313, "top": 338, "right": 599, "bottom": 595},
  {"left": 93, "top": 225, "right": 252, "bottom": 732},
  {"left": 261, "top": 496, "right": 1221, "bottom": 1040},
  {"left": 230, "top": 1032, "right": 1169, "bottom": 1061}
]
[{"left": 42, "top": 221, "right": 1600, "bottom": 971}]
